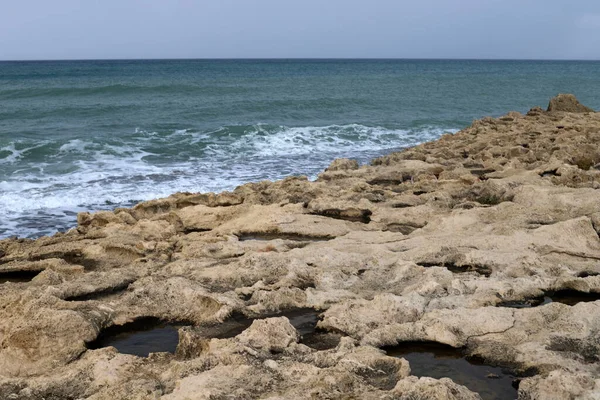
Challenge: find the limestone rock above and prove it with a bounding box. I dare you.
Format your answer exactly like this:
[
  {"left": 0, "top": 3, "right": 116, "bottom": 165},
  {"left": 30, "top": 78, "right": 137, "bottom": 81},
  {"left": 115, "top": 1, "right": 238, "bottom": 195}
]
[
  {"left": 325, "top": 158, "right": 359, "bottom": 171},
  {"left": 547, "top": 93, "right": 595, "bottom": 113},
  {"left": 236, "top": 317, "right": 299, "bottom": 352},
  {"left": 392, "top": 376, "right": 481, "bottom": 400}
]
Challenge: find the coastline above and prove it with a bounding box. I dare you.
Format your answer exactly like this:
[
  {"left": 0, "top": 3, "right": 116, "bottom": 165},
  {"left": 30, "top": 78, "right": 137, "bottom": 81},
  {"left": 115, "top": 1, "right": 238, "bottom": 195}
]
[
  {"left": 1, "top": 94, "right": 600, "bottom": 399},
  {"left": 3, "top": 58, "right": 599, "bottom": 241}
]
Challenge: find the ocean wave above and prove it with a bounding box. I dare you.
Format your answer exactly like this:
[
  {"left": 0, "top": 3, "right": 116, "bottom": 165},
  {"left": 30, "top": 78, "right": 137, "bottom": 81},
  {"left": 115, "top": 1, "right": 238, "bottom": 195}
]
[
  {"left": 0, "top": 141, "right": 51, "bottom": 164},
  {"left": 196, "top": 123, "right": 458, "bottom": 159},
  {"left": 1, "top": 124, "right": 458, "bottom": 166},
  {"left": 58, "top": 139, "right": 89, "bottom": 153}
]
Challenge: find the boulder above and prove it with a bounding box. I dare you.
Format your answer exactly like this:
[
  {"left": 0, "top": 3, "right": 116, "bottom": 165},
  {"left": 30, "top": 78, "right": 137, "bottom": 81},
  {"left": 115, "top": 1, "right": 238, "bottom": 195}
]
[
  {"left": 325, "top": 158, "right": 359, "bottom": 172},
  {"left": 236, "top": 317, "right": 299, "bottom": 352},
  {"left": 547, "top": 94, "right": 594, "bottom": 113}
]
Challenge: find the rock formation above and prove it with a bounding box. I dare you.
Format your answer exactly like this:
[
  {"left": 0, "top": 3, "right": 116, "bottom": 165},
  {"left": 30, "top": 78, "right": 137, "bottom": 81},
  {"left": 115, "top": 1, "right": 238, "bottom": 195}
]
[
  {"left": 547, "top": 93, "right": 595, "bottom": 113},
  {"left": 0, "top": 95, "right": 599, "bottom": 399}
]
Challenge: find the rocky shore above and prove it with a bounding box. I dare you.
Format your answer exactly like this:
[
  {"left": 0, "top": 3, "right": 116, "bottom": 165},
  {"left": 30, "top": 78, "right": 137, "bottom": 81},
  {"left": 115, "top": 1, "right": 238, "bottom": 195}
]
[{"left": 1, "top": 94, "right": 599, "bottom": 399}]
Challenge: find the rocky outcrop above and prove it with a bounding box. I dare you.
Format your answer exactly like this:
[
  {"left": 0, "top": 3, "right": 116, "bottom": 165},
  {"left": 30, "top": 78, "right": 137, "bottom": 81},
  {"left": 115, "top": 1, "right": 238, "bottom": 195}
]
[
  {"left": 1, "top": 95, "right": 600, "bottom": 399},
  {"left": 547, "top": 93, "right": 595, "bottom": 113}
]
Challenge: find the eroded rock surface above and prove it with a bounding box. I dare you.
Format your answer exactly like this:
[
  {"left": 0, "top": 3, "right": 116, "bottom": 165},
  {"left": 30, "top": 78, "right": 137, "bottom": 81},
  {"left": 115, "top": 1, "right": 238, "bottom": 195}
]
[
  {"left": 547, "top": 93, "right": 595, "bottom": 113},
  {"left": 1, "top": 95, "right": 600, "bottom": 399}
]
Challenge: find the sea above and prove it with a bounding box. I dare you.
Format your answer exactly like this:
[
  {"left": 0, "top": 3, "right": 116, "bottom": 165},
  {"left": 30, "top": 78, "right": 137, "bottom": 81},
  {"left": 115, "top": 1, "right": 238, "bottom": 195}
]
[{"left": 1, "top": 59, "right": 599, "bottom": 239}]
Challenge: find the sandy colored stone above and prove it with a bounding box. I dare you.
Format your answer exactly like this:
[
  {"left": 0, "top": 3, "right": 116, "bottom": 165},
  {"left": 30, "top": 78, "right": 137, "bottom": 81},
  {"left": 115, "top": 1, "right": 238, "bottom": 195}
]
[
  {"left": 236, "top": 317, "right": 299, "bottom": 352},
  {"left": 547, "top": 93, "right": 595, "bottom": 113}
]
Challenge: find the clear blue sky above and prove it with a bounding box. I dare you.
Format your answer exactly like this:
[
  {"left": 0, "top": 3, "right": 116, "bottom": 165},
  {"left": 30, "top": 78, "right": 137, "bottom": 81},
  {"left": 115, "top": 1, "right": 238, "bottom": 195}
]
[{"left": 1, "top": 0, "right": 599, "bottom": 60}]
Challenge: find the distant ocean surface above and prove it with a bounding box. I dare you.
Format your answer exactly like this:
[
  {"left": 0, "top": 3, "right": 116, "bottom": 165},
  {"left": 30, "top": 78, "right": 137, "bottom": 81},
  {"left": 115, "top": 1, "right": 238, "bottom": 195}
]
[{"left": 1, "top": 59, "right": 599, "bottom": 238}]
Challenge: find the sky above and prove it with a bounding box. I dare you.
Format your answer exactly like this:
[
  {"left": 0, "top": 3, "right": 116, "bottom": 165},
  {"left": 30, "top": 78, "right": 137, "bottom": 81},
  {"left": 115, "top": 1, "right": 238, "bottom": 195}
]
[{"left": 1, "top": 0, "right": 599, "bottom": 60}]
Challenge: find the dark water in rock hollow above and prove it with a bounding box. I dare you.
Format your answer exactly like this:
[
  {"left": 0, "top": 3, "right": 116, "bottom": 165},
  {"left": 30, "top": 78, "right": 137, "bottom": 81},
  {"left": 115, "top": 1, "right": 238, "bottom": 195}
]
[
  {"left": 89, "top": 309, "right": 325, "bottom": 357},
  {"left": 387, "top": 342, "right": 518, "bottom": 400}
]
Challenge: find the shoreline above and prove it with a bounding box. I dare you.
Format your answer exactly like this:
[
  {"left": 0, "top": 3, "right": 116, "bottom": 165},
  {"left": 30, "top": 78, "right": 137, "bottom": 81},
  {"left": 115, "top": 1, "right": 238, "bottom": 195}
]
[
  {"left": 0, "top": 123, "right": 455, "bottom": 241},
  {"left": 1, "top": 94, "right": 600, "bottom": 399}
]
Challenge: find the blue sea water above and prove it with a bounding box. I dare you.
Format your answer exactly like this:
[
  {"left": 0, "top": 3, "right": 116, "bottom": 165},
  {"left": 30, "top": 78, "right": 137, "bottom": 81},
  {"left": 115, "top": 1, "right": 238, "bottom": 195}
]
[{"left": 0, "top": 59, "right": 599, "bottom": 238}]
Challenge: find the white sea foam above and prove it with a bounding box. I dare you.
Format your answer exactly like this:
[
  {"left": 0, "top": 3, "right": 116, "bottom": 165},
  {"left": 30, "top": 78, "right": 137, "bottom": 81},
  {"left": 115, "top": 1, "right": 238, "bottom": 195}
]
[
  {"left": 0, "top": 142, "right": 49, "bottom": 164},
  {"left": 58, "top": 139, "right": 89, "bottom": 153},
  {"left": 202, "top": 124, "right": 457, "bottom": 159}
]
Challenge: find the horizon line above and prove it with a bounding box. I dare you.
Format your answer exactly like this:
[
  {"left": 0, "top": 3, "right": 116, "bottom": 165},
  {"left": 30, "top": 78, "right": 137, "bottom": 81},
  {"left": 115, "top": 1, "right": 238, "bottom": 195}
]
[{"left": 1, "top": 57, "right": 600, "bottom": 62}]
